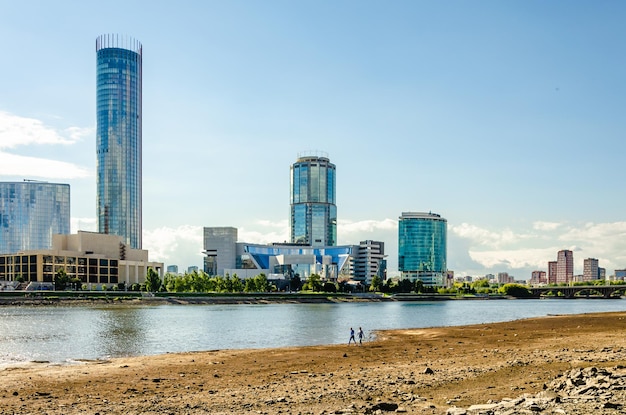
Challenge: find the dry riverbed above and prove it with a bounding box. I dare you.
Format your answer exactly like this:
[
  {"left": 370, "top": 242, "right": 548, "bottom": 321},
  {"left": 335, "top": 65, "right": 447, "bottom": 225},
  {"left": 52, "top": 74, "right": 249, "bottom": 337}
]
[{"left": 2, "top": 311, "right": 626, "bottom": 414}]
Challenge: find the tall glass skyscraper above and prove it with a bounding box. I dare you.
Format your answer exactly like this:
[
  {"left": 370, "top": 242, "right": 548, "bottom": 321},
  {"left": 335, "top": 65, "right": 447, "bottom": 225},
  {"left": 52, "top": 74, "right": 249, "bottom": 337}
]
[
  {"left": 96, "top": 34, "right": 142, "bottom": 249},
  {"left": 398, "top": 212, "right": 447, "bottom": 286},
  {"left": 290, "top": 153, "right": 337, "bottom": 246},
  {"left": 0, "top": 181, "right": 70, "bottom": 253}
]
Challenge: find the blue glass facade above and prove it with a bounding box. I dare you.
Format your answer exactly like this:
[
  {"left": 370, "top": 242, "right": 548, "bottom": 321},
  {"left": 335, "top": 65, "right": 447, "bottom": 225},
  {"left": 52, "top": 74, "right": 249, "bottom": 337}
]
[
  {"left": 290, "top": 155, "right": 337, "bottom": 246},
  {"left": 241, "top": 243, "right": 351, "bottom": 280},
  {"left": 398, "top": 212, "right": 447, "bottom": 285},
  {"left": 0, "top": 182, "right": 70, "bottom": 253},
  {"left": 96, "top": 34, "right": 142, "bottom": 249}
]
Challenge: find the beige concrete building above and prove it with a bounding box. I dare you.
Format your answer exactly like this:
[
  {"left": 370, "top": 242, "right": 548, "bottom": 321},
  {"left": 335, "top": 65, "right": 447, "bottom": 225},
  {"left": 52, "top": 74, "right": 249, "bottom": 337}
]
[{"left": 0, "top": 231, "right": 163, "bottom": 288}]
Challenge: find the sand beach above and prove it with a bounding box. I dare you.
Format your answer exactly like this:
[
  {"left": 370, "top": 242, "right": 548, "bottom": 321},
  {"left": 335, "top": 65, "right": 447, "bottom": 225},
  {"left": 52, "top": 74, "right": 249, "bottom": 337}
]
[{"left": 2, "top": 311, "right": 626, "bottom": 414}]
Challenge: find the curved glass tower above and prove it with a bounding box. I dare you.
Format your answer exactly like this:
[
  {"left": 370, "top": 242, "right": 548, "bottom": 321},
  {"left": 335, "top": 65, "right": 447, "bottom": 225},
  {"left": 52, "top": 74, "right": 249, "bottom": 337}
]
[
  {"left": 0, "top": 181, "right": 70, "bottom": 253},
  {"left": 398, "top": 212, "right": 447, "bottom": 286},
  {"left": 290, "top": 153, "right": 337, "bottom": 246},
  {"left": 96, "top": 34, "right": 142, "bottom": 249}
]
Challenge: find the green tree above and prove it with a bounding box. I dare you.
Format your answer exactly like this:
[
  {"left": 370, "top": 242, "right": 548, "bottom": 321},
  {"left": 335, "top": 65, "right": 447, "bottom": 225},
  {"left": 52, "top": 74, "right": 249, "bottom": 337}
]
[
  {"left": 398, "top": 279, "right": 413, "bottom": 293},
  {"left": 304, "top": 274, "right": 323, "bottom": 292},
  {"left": 231, "top": 274, "right": 243, "bottom": 292},
  {"left": 54, "top": 269, "right": 70, "bottom": 290},
  {"left": 322, "top": 282, "right": 337, "bottom": 293},
  {"left": 244, "top": 277, "right": 257, "bottom": 292},
  {"left": 254, "top": 273, "right": 269, "bottom": 292},
  {"left": 499, "top": 283, "right": 532, "bottom": 298},
  {"left": 370, "top": 275, "right": 383, "bottom": 292},
  {"left": 290, "top": 274, "right": 302, "bottom": 291},
  {"left": 471, "top": 278, "right": 490, "bottom": 290},
  {"left": 145, "top": 268, "right": 162, "bottom": 293},
  {"left": 414, "top": 279, "right": 424, "bottom": 294},
  {"left": 383, "top": 278, "right": 397, "bottom": 293}
]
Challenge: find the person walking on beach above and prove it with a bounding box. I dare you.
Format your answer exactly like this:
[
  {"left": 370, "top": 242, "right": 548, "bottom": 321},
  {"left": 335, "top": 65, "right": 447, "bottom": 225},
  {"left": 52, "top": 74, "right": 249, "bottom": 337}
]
[
  {"left": 349, "top": 327, "right": 356, "bottom": 345},
  {"left": 358, "top": 327, "right": 364, "bottom": 345}
]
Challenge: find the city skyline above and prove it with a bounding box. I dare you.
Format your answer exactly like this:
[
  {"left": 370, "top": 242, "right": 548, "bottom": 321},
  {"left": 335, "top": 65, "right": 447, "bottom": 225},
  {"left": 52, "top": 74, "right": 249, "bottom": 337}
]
[{"left": 1, "top": 1, "right": 625, "bottom": 278}]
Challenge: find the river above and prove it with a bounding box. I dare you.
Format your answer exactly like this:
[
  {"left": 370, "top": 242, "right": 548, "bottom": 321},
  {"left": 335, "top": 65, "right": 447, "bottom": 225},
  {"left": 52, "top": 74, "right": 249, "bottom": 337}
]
[{"left": 0, "top": 298, "right": 625, "bottom": 365}]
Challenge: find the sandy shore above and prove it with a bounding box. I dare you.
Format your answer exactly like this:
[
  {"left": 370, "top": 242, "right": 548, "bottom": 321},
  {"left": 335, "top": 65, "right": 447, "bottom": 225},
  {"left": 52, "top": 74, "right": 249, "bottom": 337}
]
[{"left": 2, "top": 311, "right": 626, "bottom": 414}]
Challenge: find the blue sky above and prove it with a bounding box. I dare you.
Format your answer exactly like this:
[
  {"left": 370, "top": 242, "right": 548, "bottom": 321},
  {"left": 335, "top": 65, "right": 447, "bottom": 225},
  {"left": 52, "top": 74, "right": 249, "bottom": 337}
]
[{"left": 1, "top": 1, "right": 625, "bottom": 279}]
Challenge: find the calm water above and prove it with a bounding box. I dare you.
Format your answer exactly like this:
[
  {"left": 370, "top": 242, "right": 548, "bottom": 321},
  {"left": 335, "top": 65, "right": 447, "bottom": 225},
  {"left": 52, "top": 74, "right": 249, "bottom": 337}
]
[{"left": 1, "top": 298, "right": 625, "bottom": 365}]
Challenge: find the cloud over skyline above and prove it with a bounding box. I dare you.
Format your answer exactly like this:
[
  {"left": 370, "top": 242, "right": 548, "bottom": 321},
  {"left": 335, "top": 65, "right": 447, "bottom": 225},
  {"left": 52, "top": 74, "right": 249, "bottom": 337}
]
[{"left": 0, "top": 111, "right": 91, "bottom": 179}]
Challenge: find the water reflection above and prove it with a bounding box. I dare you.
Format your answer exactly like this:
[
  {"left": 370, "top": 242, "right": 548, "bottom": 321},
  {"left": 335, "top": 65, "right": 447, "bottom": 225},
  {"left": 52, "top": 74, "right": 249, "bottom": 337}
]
[{"left": 94, "top": 306, "right": 147, "bottom": 358}]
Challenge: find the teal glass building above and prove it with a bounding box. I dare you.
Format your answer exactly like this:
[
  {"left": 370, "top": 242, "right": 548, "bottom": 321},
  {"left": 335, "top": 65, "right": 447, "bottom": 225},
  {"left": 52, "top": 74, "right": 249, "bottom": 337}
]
[
  {"left": 0, "top": 181, "right": 70, "bottom": 253},
  {"left": 398, "top": 212, "right": 447, "bottom": 286},
  {"left": 96, "top": 34, "right": 142, "bottom": 249},
  {"left": 290, "top": 153, "right": 337, "bottom": 246}
]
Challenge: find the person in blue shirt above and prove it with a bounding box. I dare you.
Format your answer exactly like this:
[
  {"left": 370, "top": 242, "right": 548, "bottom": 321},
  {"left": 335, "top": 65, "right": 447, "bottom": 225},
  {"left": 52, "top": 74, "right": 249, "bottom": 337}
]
[{"left": 349, "top": 327, "right": 356, "bottom": 345}]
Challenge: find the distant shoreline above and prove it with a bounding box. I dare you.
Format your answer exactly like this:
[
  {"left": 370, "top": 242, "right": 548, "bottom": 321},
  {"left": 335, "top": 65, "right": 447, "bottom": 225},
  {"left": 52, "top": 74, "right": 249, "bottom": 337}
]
[{"left": 0, "top": 292, "right": 514, "bottom": 306}]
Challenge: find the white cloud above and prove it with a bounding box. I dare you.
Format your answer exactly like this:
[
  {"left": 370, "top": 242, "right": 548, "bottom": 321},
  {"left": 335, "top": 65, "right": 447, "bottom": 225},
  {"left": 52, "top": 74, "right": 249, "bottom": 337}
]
[
  {"left": 451, "top": 220, "right": 626, "bottom": 278},
  {"left": 71, "top": 217, "right": 97, "bottom": 233},
  {"left": 0, "top": 152, "right": 90, "bottom": 179},
  {"left": 65, "top": 126, "right": 94, "bottom": 141},
  {"left": 0, "top": 111, "right": 91, "bottom": 179},
  {"left": 468, "top": 247, "right": 558, "bottom": 270},
  {"left": 239, "top": 219, "right": 289, "bottom": 244},
  {"left": 450, "top": 223, "right": 532, "bottom": 249},
  {"left": 143, "top": 225, "right": 204, "bottom": 267},
  {"left": 533, "top": 221, "right": 563, "bottom": 231},
  {"left": 0, "top": 111, "right": 80, "bottom": 149},
  {"left": 338, "top": 218, "right": 397, "bottom": 234}
]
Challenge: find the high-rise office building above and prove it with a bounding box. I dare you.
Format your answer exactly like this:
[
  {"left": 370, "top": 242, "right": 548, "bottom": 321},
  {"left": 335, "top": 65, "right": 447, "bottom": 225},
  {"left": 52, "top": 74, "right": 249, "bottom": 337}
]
[
  {"left": 203, "top": 227, "right": 238, "bottom": 276},
  {"left": 290, "top": 153, "right": 336, "bottom": 246},
  {"left": 556, "top": 249, "right": 573, "bottom": 284},
  {"left": 530, "top": 270, "right": 547, "bottom": 285},
  {"left": 352, "top": 240, "right": 386, "bottom": 284},
  {"left": 398, "top": 212, "right": 447, "bottom": 286},
  {"left": 96, "top": 34, "right": 143, "bottom": 249},
  {"left": 548, "top": 261, "right": 557, "bottom": 284},
  {"left": 0, "top": 181, "right": 70, "bottom": 253},
  {"left": 583, "top": 258, "right": 599, "bottom": 281}
]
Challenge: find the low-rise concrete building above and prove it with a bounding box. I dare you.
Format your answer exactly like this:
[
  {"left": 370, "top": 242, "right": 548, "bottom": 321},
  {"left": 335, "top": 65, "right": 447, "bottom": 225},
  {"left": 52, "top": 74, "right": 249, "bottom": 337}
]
[{"left": 0, "top": 231, "right": 163, "bottom": 288}]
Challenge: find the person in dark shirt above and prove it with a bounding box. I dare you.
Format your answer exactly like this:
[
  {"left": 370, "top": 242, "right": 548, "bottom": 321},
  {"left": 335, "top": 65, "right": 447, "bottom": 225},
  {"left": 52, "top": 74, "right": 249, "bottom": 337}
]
[{"left": 349, "top": 327, "right": 356, "bottom": 345}]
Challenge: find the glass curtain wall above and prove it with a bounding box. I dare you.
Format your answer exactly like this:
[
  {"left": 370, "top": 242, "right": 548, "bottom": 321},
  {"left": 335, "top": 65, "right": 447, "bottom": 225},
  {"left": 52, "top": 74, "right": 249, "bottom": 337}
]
[
  {"left": 398, "top": 212, "right": 447, "bottom": 285},
  {"left": 96, "top": 34, "right": 142, "bottom": 249},
  {"left": 290, "top": 155, "right": 336, "bottom": 246},
  {"left": 0, "top": 182, "right": 70, "bottom": 254}
]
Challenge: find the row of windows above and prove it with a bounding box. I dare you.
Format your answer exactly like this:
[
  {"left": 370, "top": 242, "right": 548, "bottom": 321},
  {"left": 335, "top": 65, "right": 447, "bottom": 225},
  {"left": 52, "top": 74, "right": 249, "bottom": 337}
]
[
  {"left": 42, "top": 274, "right": 119, "bottom": 284},
  {"left": 0, "top": 264, "right": 118, "bottom": 273}
]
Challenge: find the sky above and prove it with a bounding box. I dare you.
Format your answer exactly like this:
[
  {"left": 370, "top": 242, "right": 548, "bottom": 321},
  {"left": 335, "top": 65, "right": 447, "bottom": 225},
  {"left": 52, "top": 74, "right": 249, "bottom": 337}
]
[{"left": 1, "top": 0, "right": 625, "bottom": 279}]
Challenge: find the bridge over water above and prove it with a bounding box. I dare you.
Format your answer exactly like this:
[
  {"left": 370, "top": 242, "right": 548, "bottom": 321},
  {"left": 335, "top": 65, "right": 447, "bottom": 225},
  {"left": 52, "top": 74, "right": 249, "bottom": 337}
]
[{"left": 529, "top": 285, "right": 626, "bottom": 299}]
